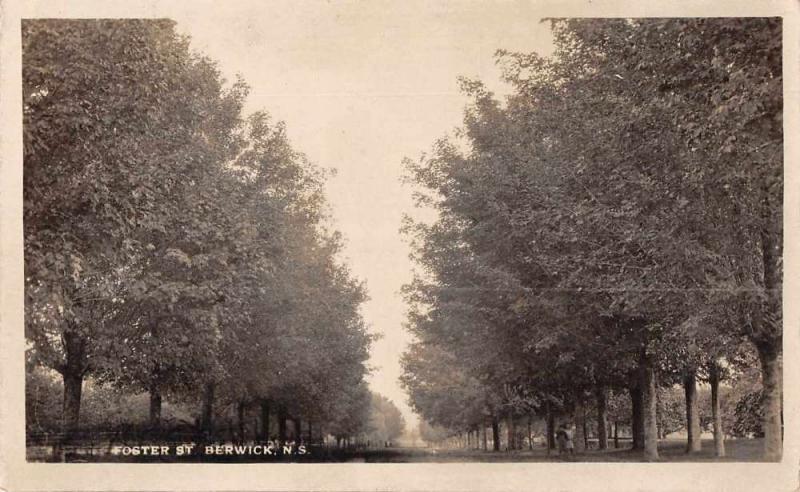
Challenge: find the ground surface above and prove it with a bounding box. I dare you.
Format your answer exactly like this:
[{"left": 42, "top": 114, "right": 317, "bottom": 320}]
[
  {"left": 29, "top": 438, "right": 768, "bottom": 462},
  {"left": 348, "top": 439, "right": 765, "bottom": 463}
]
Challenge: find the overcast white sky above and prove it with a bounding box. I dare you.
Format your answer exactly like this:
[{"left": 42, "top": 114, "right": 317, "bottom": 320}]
[{"left": 170, "top": 1, "right": 554, "bottom": 428}]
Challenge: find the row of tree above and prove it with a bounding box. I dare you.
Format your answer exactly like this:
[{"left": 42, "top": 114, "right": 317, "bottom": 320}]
[
  {"left": 24, "top": 19, "right": 374, "bottom": 446},
  {"left": 28, "top": 364, "right": 406, "bottom": 450},
  {"left": 401, "top": 18, "right": 782, "bottom": 460},
  {"left": 415, "top": 376, "right": 767, "bottom": 451}
]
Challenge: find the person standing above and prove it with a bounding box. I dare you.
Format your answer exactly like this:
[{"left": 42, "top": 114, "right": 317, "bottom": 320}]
[
  {"left": 556, "top": 425, "right": 567, "bottom": 455},
  {"left": 563, "top": 425, "right": 575, "bottom": 455}
]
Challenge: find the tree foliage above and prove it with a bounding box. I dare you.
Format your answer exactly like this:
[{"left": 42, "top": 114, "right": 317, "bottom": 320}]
[
  {"left": 401, "top": 18, "right": 781, "bottom": 459},
  {"left": 24, "top": 19, "right": 373, "bottom": 445}
]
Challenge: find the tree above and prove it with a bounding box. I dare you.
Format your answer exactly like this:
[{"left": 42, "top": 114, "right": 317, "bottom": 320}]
[
  {"left": 23, "top": 19, "right": 246, "bottom": 437},
  {"left": 418, "top": 419, "right": 450, "bottom": 447},
  {"left": 656, "top": 386, "right": 686, "bottom": 439},
  {"left": 367, "top": 393, "right": 406, "bottom": 445},
  {"left": 556, "top": 17, "right": 782, "bottom": 459}
]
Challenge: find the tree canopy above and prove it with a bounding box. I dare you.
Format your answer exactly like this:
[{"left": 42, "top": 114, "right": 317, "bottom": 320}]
[
  {"left": 24, "top": 19, "right": 374, "bottom": 447},
  {"left": 401, "top": 18, "right": 782, "bottom": 460}
]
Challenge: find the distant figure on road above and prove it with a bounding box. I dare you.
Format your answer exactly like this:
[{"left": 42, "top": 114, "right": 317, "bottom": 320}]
[
  {"left": 556, "top": 424, "right": 574, "bottom": 456},
  {"left": 556, "top": 426, "right": 566, "bottom": 454},
  {"left": 564, "top": 426, "right": 575, "bottom": 455}
]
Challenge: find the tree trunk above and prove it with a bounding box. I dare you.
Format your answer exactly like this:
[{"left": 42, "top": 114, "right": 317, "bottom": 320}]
[
  {"left": 709, "top": 361, "right": 726, "bottom": 457},
  {"left": 527, "top": 415, "right": 533, "bottom": 450},
  {"left": 684, "top": 369, "right": 702, "bottom": 453},
  {"left": 574, "top": 395, "right": 586, "bottom": 453},
  {"left": 613, "top": 421, "right": 619, "bottom": 448},
  {"left": 756, "top": 341, "right": 782, "bottom": 461},
  {"left": 641, "top": 350, "right": 660, "bottom": 460},
  {"left": 260, "top": 400, "right": 270, "bottom": 442},
  {"left": 753, "top": 183, "right": 782, "bottom": 461},
  {"left": 491, "top": 416, "right": 500, "bottom": 451},
  {"left": 629, "top": 384, "right": 644, "bottom": 450},
  {"left": 237, "top": 400, "right": 246, "bottom": 443},
  {"left": 294, "top": 417, "right": 302, "bottom": 442},
  {"left": 149, "top": 384, "right": 162, "bottom": 430},
  {"left": 506, "top": 411, "right": 515, "bottom": 451},
  {"left": 61, "top": 329, "right": 87, "bottom": 440},
  {"left": 546, "top": 403, "right": 555, "bottom": 452},
  {"left": 62, "top": 369, "right": 83, "bottom": 440},
  {"left": 596, "top": 386, "right": 608, "bottom": 450},
  {"left": 200, "top": 382, "right": 215, "bottom": 435},
  {"left": 148, "top": 323, "right": 162, "bottom": 431},
  {"left": 278, "top": 406, "right": 287, "bottom": 442},
  {"left": 482, "top": 423, "right": 488, "bottom": 450},
  {"left": 583, "top": 417, "right": 588, "bottom": 448}
]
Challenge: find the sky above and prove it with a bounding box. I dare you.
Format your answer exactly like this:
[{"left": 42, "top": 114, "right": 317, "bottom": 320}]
[{"left": 170, "top": 1, "right": 554, "bottom": 428}]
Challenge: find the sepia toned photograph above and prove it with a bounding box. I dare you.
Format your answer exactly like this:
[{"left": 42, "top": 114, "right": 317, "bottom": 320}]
[
  {"left": 2, "top": 1, "right": 797, "bottom": 490},
  {"left": 19, "top": 11, "right": 785, "bottom": 464}
]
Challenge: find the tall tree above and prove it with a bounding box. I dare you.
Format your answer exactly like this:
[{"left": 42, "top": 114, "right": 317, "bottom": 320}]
[{"left": 23, "top": 19, "right": 243, "bottom": 436}]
